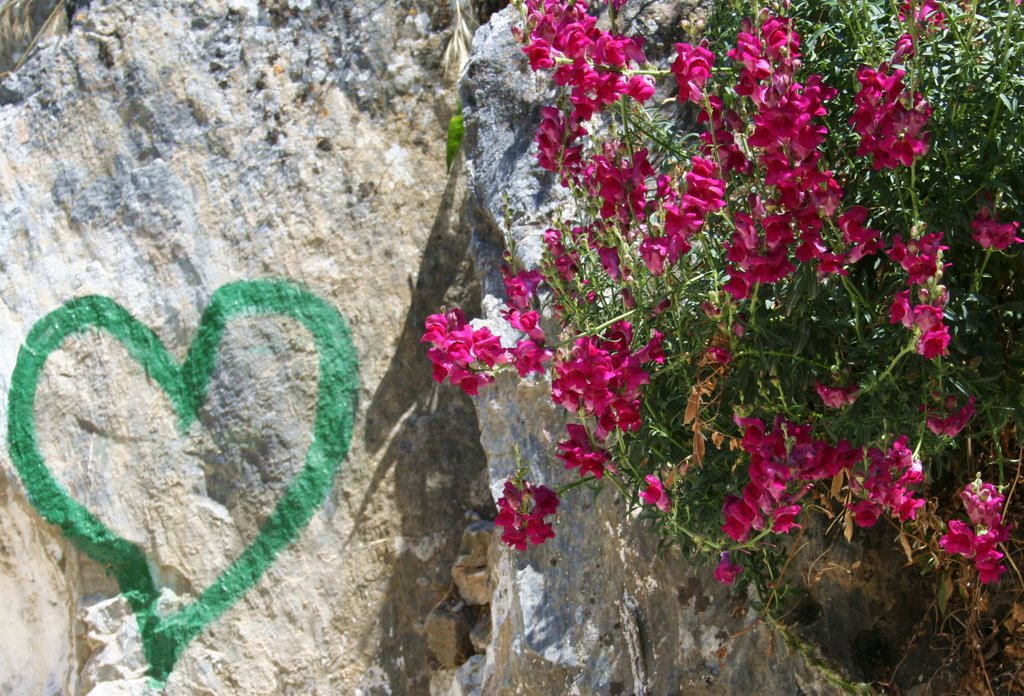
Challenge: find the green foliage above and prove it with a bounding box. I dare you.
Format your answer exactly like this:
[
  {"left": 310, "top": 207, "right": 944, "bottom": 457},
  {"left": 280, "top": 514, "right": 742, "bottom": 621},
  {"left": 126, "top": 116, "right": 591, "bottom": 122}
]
[
  {"left": 532, "top": 0, "right": 1022, "bottom": 588},
  {"left": 446, "top": 103, "right": 465, "bottom": 172}
]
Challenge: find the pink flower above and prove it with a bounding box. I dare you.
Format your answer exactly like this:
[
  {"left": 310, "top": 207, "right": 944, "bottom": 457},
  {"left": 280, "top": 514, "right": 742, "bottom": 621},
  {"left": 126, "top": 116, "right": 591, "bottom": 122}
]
[
  {"left": 524, "top": 38, "right": 555, "bottom": 70},
  {"left": 892, "top": 33, "right": 915, "bottom": 64},
  {"left": 848, "top": 435, "right": 926, "bottom": 526},
  {"left": 722, "top": 416, "right": 861, "bottom": 542},
  {"left": 926, "top": 396, "right": 975, "bottom": 437},
  {"left": 503, "top": 268, "right": 544, "bottom": 310},
  {"left": 971, "top": 206, "right": 1022, "bottom": 250},
  {"left": 839, "top": 206, "right": 882, "bottom": 262},
  {"left": 939, "top": 519, "right": 976, "bottom": 555},
  {"left": 502, "top": 308, "right": 546, "bottom": 342},
  {"left": 550, "top": 323, "right": 660, "bottom": 439},
  {"left": 889, "top": 290, "right": 912, "bottom": 326},
  {"left": 850, "top": 64, "right": 931, "bottom": 170},
  {"left": 771, "top": 505, "right": 802, "bottom": 533},
  {"left": 720, "top": 494, "right": 753, "bottom": 542},
  {"left": 887, "top": 232, "right": 947, "bottom": 285},
  {"left": 940, "top": 477, "right": 1012, "bottom": 583},
  {"left": 640, "top": 474, "right": 671, "bottom": 512},
  {"left": 671, "top": 42, "right": 715, "bottom": 104},
  {"left": 625, "top": 74, "right": 656, "bottom": 103},
  {"left": 495, "top": 479, "right": 560, "bottom": 550},
  {"left": 848, "top": 499, "right": 882, "bottom": 528},
  {"left": 511, "top": 339, "right": 553, "bottom": 377},
  {"left": 917, "top": 324, "right": 950, "bottom": 360},
  {"left": 814, "top": 382, "right": 859, "bottom": 408},
  {"left": 421, "top": 308, "right": 511, "bottom": 396},
  {"left": 713, "top": 552, "right": 742, "bottom": 585},
  {"left": 557, "top": 423, "right": 610, "bottom": 478},
  {"left": 961, "top": 477, "right": 1006, "bottom": 529},
  {"left": 535, "top": 106, "right": 587, "bottom": 180},
  {"left": 900, "top": 0, "right": 946, "bottom": 29},
  {"left": 707, "top": 347, "right": 733, "bottom": 365}
]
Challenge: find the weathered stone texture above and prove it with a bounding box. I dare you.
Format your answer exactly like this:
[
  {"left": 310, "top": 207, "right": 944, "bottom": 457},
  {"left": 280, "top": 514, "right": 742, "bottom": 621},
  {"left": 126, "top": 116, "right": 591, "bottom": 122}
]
[{"left": 0, "top": 0, "right": 487, "bottom": 693}]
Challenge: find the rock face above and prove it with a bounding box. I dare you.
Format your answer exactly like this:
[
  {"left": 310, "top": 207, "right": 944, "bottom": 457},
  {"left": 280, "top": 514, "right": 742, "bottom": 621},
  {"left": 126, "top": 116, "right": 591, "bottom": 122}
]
[
  {"left": 0, "top": 0, "right": 488, "bottom": 693},
  {"left": 459, "top": 5, "right": 942, "bottom": 695},
  {"left": 1, "top": 0, "right": 947, "bottom": 694}
]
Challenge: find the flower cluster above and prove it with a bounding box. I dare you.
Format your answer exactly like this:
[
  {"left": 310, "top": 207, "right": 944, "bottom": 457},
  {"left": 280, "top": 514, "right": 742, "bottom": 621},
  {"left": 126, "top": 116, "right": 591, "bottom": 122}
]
[
  {"left": 495, "top": 479, "right": 561, "bottom": 550},
  {"left": 940, "top": 477, "right": 1012, "bottom": 583},
  {"left": 847, "top": 436, "right": 927, "bottom": 527},
  {"left": 556, "top": 423, "right": 611, "bottom": 478},
  {"left": 887, "top": 230, "right": 951, "bottom": 359},
  {"left": 722, "top": 417, "right": 862, "bottom": 544},
  {"left": 421, "top": 308, "right": 510, "bottom": 396},
  {"left": 501, "top": 266, "right": 555, "bottom": 377},
  {"left": 971, "top": 205, "right": 1023, "bottom": 251},
  {"left": 720, "top": 16, "right": 858, "bottom": 298},
  {"left": 551, "top": 321, "right": 663, "bottom": 439},
  {"left": 425, "top": 0, "right": 1021, "bottom": 598},
  {"left": 925, "top": 395, "right": 976, "bottom": 438},
  {"left": 518, "top": 0, "right": 653, "bottom": 122},
  {"left": 850, "top": 63, "right": 931, "bottom": 170},
  {"left": 640, "top": 155, "right": 726, "bottom": 276}
]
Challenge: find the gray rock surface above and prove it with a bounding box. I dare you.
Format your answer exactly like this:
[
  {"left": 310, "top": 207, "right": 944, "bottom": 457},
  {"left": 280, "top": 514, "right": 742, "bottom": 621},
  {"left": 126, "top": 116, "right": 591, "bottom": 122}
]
[
  {"left": 452, "top": 520, "right": 495, "bottom": 606},
  {"left": 0, "top": 0, "right": 487, "bottom": 693}
]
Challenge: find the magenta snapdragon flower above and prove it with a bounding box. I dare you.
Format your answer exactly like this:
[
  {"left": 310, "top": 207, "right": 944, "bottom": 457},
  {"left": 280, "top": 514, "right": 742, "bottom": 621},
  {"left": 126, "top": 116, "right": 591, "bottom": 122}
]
[
  {"left": 557, "top": 423, "right": 611, "bottom": 478},
  {"left": 814, "top": 382, "right": 859, "bottom": 409},
  {"left": 971, "top": 206, "right": 1022, "bottom": 250},
  {"left": 640, "top": 474, "right": 671, "bottom": 512},
  {"left": 495, "top": 479, "right": 561, "bottom": 550},
  {"left": 940, "top": 477, "right": 1012, "bottom": 584},
  {"left": 722, "top": 416, "right": 861, "bottom": 542},
  {"left": 551, "top": 323, "right": 663, "bottom": 439},
  {"left": 714, "top": 552, "right": 742, "bottom": 585},
  {"left": 847, "top": 436, "right": 926, "bottom": 527},
  {"left": 421, "top": 308, "right": 511, "bottom": 396},
  {"left": 850, "top": 64, "right": 931, "bottom": 170},
  {"left": 926, "top": 396, "right": 975, "bottom": 437},
  {"left": 671, "top": 42, "right": 715, "bottom": 104}
]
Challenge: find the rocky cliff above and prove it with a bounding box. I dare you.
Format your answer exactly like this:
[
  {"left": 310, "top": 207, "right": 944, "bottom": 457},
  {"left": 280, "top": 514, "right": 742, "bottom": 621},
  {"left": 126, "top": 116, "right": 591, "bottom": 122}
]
[
  {"left": 0, "top": 1, "right": 488, "bottom": 693},
  {"left": 0, "top": 1, "right": 956, "bottom": 695},
  {"left": 456, "top": 5, "right": 949, "bottom": 695}
]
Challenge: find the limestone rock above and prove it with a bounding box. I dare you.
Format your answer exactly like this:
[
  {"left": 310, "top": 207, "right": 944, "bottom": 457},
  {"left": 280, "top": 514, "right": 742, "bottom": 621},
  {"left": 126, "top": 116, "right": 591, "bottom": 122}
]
[
  {"left": 469, "top": 609, "right": 491, "bottom": 655},
  {"left": 451, "top": 520, "right": 495, "bottom": 606},
  {"left": 0, "top": 0, "right": 487, "bottom": 693},
  {"left": 425, "top": 600, "right": 474, "bottom": 669},
  {"left": 429, "top": 654, "right": 485, "bottom": 696},
  {"left": 80, "top": 596, "right": 149, "bottom": 691}
]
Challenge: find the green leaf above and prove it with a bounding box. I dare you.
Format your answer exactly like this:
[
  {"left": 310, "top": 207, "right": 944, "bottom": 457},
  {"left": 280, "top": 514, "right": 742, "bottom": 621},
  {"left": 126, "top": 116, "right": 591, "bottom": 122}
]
[
  {"left": 446, "top": 104, "right": 465, "bottom": 172},
  {"left": 937, "top": 573, "right": 953, "bottom": 617}
]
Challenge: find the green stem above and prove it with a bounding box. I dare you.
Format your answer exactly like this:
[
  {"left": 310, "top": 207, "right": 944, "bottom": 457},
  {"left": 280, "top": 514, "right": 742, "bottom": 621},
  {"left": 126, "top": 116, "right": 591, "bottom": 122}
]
[
  {"left": 860, "top": 340, "right": 916, "bottom": 396},
  {"left": 586, "top": 308, "right": 642, "bottom": 337},
  {"left": 556, "top": 474, "right": 600, "bottom": 497},
  {"left": 986, "top": 0, "right": 1019, "bottom": 141},
  {"left": 731, "top": 350, "right": 831, "bottom": 370},
  {"left": 973, "top": 248, "right": 993, "bottom": 295},
  {"left": 840, "top": 275, "right": 867, "bottom": 343}
]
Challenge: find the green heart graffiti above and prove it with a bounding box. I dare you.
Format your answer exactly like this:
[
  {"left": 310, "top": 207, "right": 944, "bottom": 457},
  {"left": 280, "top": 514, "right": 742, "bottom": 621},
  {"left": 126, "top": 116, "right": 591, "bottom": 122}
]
[{"left": 6, "top": 280, "right": 359, "bottom": 684}]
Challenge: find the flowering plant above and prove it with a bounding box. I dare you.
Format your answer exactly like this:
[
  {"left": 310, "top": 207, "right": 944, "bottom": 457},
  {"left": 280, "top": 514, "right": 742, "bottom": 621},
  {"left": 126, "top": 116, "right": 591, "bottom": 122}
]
[{"left": 424, "top": 0, "right": 1023, "bottom": 663}]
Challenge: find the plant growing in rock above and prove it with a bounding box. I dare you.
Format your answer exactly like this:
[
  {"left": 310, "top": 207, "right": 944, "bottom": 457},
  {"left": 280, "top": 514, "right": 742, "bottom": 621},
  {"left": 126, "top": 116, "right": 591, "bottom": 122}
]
[{"left": 425, "top": 0, "right": 1022, "bottom": 682}]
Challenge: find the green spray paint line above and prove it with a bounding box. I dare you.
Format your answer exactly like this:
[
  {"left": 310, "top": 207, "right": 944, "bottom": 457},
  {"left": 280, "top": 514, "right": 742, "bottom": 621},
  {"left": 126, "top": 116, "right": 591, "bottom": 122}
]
[{"left": 6, "top": 280, "right": 359, "bottom": 683}]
